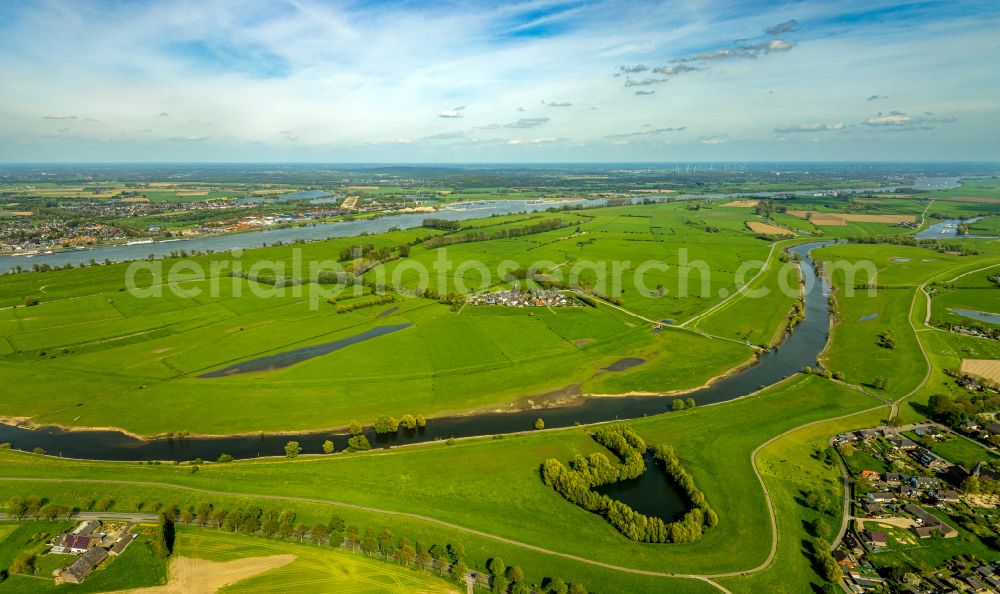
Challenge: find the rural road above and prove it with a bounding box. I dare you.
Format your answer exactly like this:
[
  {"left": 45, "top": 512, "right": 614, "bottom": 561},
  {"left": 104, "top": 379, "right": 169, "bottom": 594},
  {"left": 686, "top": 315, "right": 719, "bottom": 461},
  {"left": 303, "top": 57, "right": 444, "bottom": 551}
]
[
  {"left": 680, "top": 240, "right": 782, "bottom": 329},
  {"left": 830, "top": 458, "right": 851, "bottom": 551},
  {"left": 0, "top": 511, "right": 159, "bottom": 522}
]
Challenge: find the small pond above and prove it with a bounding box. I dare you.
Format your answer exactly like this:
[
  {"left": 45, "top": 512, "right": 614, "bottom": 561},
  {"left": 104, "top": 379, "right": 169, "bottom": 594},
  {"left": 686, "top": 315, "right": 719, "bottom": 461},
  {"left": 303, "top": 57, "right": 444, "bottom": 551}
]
[
  {"left": 199, "top": 323, "right": 411, "bottom": 377},
  {"left": 601, "top": 358, "right": 646, "bottom": 372},
  {"left": 950, "top": 308, "right": 1000, "bottom": 325},
  {"left": 276, "top": 190, "right": 331, "bottom": 201},
  {"left": 593, "top": 451, "right": 689, "bottom": 522}
]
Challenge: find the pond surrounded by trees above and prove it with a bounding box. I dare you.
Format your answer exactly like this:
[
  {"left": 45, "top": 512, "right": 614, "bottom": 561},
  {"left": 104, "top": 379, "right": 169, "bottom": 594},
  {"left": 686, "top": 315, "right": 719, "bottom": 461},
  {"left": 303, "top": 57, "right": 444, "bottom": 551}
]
[{"left": 593, "top": 451, "right": 690, "bottom": 523}]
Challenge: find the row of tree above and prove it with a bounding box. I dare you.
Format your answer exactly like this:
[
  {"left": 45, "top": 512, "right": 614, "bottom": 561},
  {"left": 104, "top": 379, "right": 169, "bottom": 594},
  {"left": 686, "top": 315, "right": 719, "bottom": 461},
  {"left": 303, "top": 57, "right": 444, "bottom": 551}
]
[
  {"left": 373, "top": 413, "right": 427, "bottom": 434},
  {"left": 335, "top": 293, "right": 397, "bottom": 314},
  {"left": 541, "top": 425, "right": 717, "bottom": 543},
  {"left": 4, "top": 495, "right": 589, "bottom": 593},
  {"left": 421, "top": 218, "right": 462, "bottom": 231},
  {"left": 422, "top": 219, "right": 569, "bottom": 249}
]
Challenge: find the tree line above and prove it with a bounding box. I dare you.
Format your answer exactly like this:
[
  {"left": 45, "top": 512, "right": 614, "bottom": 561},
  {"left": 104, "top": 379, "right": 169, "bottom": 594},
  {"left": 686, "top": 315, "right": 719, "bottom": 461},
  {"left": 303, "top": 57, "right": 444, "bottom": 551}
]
[
  {"left": 3, "top": 495, "right": 590, "bottom": 594},
  {"left": 422, "top": 219, "right": 570, "bottom": 250},
  {"left": 541, "top": 424, "right": 717, "bottom": 544}
]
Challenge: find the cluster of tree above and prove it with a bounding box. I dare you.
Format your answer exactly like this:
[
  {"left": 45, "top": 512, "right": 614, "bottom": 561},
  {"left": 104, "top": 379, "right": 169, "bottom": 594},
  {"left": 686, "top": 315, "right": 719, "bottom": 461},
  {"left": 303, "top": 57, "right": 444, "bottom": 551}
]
[
  {"left": 338, "top": 243, "right": 396, "bottom": 262},
  {"left": 753, "top": 199, "right": 787, "bottom": 218},
  {"left": 786, "top": 300, "right": 805, "bottom": 332},
  {"left": 672, "top": 398, "right": 696, "bottom": 411},
  {"left": 590, "top": 291, "right": 623, "bottom": 306},
  {"left": 344, "top": 419, "right": 373, "bottom": 451},
  {"left": 807, "top": 535, "right": 843, "bottom": 584},
  {"left": 373, "top": 413, "right": 426, "bottom": 434},
  {"left": 421, "top": 218, "right": 462, "bottom": 231},
  {"left": 229, "top": 270, "right": 298, "bottom": 287},
  {"left": 928, "top": 391, "right": 1000, "bottom": 429},
  {"left": 990, "top": 273, "right": 1000, "bottom": 289},
  {"left": 876, "top": 329, "right": 896, "bottom": 349},
  {"left": 6, "top": 496, "right": 75, "bottom": 520},
  {"left": 848, "top": 236, "right": 940, "bottom": 248},
  {"left": 422, "top": 219, "right": 569, "bottom": 249},
  {"left": 540, "top": 425, "right": 716, "bottom": 544},
  {"left": 316, "top": 270, "right": 360, "bottom": 285},
  {"left": 960, "top": 475, "right": 1000, "bottom": 496},
  {"left": 335, "top": 294, "right": 397, "bottom": 314}
]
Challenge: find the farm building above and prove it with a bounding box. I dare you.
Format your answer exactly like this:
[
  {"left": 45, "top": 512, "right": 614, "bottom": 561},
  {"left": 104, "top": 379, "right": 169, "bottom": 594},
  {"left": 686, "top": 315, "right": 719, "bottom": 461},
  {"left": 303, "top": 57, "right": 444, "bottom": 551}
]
[
  {"left": 57, "top": 546, "right": 108, "bottom": 584},
  {"left": 109, "top": 533, "right": 136, "bottom": 556},
  {"left": 51, "top": 533, "right": 94, "bottom": 554},
  {"left": 72, "top": 520, "right": 100, "bottom": 535}
]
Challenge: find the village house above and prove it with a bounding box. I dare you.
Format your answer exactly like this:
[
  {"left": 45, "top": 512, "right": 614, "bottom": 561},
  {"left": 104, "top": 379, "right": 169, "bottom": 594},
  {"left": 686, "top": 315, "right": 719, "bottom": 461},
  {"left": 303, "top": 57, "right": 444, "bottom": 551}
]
[
  {"left": 860, "top": 501, "right": 889, "bottom": 518},
  {"left": 904, "top": 504, "right": 959, "bottom": 539},
  {"left": 888, "top": 436, "right": 918, "bottom": 451},
  {"left": 931, "top": 489, "right": 961, "bottom": 504},
  {"left": 868, "top": 492, "right": 896, "bottom": 504},
  {"left": 865, "top": 529, "right": 888, "bottom": 549},
  {"left": 910, "top": 476, "right": 943, "bottom": 490},
  {"left": 911, "top": 448, "right": 950, "bottom": 471}
]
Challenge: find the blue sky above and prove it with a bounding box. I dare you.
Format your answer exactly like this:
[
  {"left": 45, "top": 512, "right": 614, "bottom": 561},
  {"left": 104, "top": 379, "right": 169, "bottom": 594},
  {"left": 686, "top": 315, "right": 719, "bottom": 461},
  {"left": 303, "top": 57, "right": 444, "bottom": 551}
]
[{"left": 0, "top": 0, "right": 998, "bottom": 162}]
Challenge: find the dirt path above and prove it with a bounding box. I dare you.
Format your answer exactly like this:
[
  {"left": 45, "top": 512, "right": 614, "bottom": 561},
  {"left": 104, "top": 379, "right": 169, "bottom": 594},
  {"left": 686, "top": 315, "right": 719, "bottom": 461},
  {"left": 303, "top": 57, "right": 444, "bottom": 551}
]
[
  {"left": 119, "top": 554, "right": 295, "bottom": 594},
  {"left": 857, "top": 517, "right": 918, "bottom": 530},
  {"left": 681, "top": 241, "right": 781, "bottom": 329}
]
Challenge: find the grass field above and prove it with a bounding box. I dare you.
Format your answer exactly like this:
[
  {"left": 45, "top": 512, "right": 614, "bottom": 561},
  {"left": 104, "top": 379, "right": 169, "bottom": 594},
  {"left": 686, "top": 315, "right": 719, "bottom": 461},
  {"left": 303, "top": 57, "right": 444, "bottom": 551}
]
[
  {"left": 167, "top": 527, "right": 460, "bottom": 593},
  {"left": 0, "top": 202, "right": 810, "bottom": 436}
]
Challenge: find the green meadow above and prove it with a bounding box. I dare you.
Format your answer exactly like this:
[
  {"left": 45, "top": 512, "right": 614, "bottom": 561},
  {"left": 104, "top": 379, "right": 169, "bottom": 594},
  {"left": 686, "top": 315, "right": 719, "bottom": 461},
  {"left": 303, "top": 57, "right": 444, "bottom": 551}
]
[
  {"left": 170, "top": 527, "right": 460, "bottom": 593},
  {"left": 0, "top": 201, "right": 835, "bottom": 436}
]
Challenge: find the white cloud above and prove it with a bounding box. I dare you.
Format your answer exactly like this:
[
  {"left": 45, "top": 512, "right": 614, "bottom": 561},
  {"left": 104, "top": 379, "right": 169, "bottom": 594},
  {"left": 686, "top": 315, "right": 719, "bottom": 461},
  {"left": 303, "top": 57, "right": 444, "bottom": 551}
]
[
  {"left": 504, "top": 117, "right": 549, "bottom": 129},
  {"left": 863, "top": 111, "right": 956, "bottom": 128},
  {"left": 438, "top": 106, "right": 466, "bottom": 119},
  {"left": 699, "top": 134, "right": 728, "bottom": 145},
  {"left": 774, "top": 122, "right": 844, "bottom": 133}
]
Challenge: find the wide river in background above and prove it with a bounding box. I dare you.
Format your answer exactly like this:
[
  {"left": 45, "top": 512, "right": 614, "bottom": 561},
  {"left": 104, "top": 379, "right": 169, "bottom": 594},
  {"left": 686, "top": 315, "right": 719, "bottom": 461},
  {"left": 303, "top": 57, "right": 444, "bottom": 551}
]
[
  {"left": 0, "top": 240, "right": 834, "bottom": 461},
  {"left": 0, "top": 181, "right": 913, "bottom": 275}
]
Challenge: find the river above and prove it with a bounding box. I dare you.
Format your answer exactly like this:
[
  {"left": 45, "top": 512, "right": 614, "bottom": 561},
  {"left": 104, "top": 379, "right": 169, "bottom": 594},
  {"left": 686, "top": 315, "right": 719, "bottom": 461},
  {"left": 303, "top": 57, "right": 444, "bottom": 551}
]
[
  {"left": 0, "top": 241, "right": 833, "bottom": 461},
  {"left": 0, "top": 181, "right": 907, "bottom": 275},
  {"left": 915, "top": 216, "right": 998, "bottom": 239}
]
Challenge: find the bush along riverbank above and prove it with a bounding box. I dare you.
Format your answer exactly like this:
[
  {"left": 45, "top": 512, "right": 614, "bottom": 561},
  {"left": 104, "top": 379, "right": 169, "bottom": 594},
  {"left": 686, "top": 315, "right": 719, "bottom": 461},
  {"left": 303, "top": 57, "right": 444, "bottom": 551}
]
[{"left": 540, "top": 425, "right": 717, "bottom": 544}]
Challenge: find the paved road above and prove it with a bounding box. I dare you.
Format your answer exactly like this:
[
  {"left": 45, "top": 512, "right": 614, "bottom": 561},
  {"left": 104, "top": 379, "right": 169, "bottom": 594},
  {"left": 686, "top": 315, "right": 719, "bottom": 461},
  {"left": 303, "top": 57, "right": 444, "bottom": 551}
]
[
  {"left": 831, "top": 458, "right": 851, "bottom": 551},
  {"left": 0, "top": 511, "right": 159, "bottom": 522}
]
